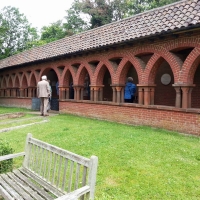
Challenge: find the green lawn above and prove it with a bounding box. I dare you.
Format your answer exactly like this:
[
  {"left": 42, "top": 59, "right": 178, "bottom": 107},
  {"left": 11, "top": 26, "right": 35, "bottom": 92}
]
[{"left": 0, "top": 107, "right": 199, "bottom": 199}]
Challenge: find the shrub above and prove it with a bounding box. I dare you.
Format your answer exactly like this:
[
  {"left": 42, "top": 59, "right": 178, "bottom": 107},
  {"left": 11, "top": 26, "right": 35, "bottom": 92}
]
[{"left": 0, "top": 140, "right": 14, "bottom": 173}]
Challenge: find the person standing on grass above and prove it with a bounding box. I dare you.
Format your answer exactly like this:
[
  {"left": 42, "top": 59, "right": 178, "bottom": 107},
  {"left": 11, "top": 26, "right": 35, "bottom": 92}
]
[{"left": 37, "top": 75, "right": 50, "bottom": 116}]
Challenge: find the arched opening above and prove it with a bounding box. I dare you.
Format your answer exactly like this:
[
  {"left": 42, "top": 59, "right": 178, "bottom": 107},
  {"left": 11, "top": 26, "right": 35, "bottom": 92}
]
[
  {"left": 191, "top": 64, "right": 200, "bottom": 108},
  {"left": 103, "top": 69, "right": 112, "bottom": 101},
  {"left": 8, "top": 77, "right": 12, "bottom": 97},
  {"left": 44, "top": 69, "right": 59, "bottom": 111},
  {"left": 30, "top": 74, "right": 37, "bottom": 97},
  {"left": 1, "top": 78, "right": 6, "bottom": 97},
  {"left": 77, "top": 67, "right": 90, "bottom": 100},
  {"left": 14, "top": 76, "right": 20, "bottom": 97},
  {"left": 22, "top": 75, "right": 28, "bottom": 97},
  {"left": 83, "top": 72, "right": 90, "bottom": 100},
  {"left": 125, "top": 62, "right": 139, "bottom": 103},
  {"left": 63, "top": 69, "right": 74, "bottom": 100},
  {"left": 154, "top": 61, "right": 175, "bottom": 106}
]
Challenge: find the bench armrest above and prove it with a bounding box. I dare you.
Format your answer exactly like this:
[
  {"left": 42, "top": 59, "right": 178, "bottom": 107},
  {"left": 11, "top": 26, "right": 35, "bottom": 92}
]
[
  {"left": 55, "top": 185, "right": 90, "bottom": 200},
  {"left": 0, "top": 152, "right": 25, "bottom": 161}
]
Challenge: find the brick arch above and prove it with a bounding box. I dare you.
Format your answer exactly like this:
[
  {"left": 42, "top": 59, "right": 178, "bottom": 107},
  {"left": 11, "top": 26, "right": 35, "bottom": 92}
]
[
  {"left": 21, "top": 74, "right": 28, "bottom": 88},
  {"left": 76, "top": 65, "right": 91, "bottom": 85},
  {"left": 8, "top": 76, "right": 13, "bottom": 87},
  {"left": 164, "top": 37, "right": 200, "bottom": 51},
  {"left": 62, "top": 68, "right": 75, "bottom": 87},
  {"left": 100, "top": 51, "right": 144, "bottom": 83},
  {"left": 1, "top": 77, "right": 6, "bottom": 88},
  {"left": 76, "top": 63, "right": 93, "bottom": 85},
  {"left": 94, "top": 61, "right": 115, "bottom": 85},
  {"left": 146, "top": 54, "right": 165, "bottom": 84},
  {"left": 40, "top": 68, "right": 59, "bottom": 82},
  {"left": 115, "top": 57, "right": 143, "bottom": 84},
  {"left": 94, "top": 64, "right": 111, "bottom": 85},
  {"left": 180, "top": 47, "right": 200, "bottom": 84},
  {"left": 29, "top": 73, "right": 37, "bottom": 87},
  {"left": 14, "top": 76, "right": 20, "bottom": 88},
  {"left": 132, "top": 47, "right": 182, "bottom": 83}
]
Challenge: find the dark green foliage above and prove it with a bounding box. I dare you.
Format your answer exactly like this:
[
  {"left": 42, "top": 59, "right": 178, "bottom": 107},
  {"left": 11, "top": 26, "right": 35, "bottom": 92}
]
[
  {"left": 0, "top": 140, "right": 14, "bottom": 173},
  {"left": 0, "top": 6, "right": 39, "bottom": 60},
  {"left": 67, "top": 0, "right": 181, "bottom": 30}
]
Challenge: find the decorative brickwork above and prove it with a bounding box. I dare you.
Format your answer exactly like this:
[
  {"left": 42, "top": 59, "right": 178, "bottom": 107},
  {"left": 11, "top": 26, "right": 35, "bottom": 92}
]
[{"left": 0, "top": 0, "right": 200, "bottom": 135}]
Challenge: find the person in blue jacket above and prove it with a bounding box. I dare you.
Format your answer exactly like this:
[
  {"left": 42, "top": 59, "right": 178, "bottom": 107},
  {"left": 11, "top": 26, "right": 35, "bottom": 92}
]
[{"left": 124, "top": 77, "right": 136, "bottom": 103}]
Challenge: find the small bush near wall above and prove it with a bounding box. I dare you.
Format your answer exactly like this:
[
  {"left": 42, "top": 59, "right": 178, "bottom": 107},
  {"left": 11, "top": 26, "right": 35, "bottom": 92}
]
[{"left": 0, "top": 140, "right": 14, "bottom": 173}]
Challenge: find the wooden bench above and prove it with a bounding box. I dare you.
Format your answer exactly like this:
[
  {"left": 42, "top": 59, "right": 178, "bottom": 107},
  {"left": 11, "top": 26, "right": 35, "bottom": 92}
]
[{"left": 0, "top": 133, "right": 98, "bottom": 200}]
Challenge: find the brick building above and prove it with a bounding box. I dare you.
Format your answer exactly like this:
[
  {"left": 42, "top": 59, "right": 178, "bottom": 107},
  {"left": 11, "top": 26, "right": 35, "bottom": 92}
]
[{"left": 0, "top": 0, "right": 200, "bottom": 135}]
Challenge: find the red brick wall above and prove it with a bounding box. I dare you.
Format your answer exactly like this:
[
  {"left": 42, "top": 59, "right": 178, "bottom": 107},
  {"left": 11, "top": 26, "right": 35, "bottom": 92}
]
[
  {"left": 0, "top": 98, "right": 32, "bottom": 109},
  {"left": 60, "top": 101, "right": 200, "bottom": 136}
]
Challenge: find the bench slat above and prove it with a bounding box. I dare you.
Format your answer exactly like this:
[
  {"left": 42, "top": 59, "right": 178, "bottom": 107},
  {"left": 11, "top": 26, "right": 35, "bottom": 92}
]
[
  {"left": 61, "top": 159, "right": 68, "bottom": 192},
  {"left": 75, "top": 164, "right": 81, "bottom": 190},
  {"left": 0, "top": 185, "right": 14, "bottom": 200},
  {"left": 19, "top": 167, "right": 64, "bottom": 197},
  {"left": 0, "top": 134, "right": 98, "bottom": 200},
  {"left": 29, "top": 138, "right": 90, "bottom": 167},
  {"left": 0, "top": 177, "right": 23, "bottom": 200},
  {"left": 47, "top": 151, "right": 53, "bottom": 182},
  {"left": 68, "top": 161, "right": 74, "bottom": 193},
  {"left": 56, "top": 156, "right": 63, "bottom": 188},
  {"left": 1, "top": 173, "right": 34, "bottom": 200},
  {"left": 14, "top": 169, "right": 55, "bottom": 200},
  {"left": 7, "top": 172, "right": 45, "bottom": 200}
]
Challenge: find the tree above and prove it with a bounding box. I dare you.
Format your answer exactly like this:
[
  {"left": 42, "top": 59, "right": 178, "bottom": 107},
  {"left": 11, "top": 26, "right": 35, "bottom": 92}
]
[
  {"left": 40, "top": 20, "right": 67, "bottom": 43},
  {"left": 63, "top": 0, "right": 89, "bottom": 35},
  {"left": 0, "top": 6, "right": 39, "bottom": 59},
  {"left": 66, "top": 0, "right": 181, "bottom": 30},
  {"left": 76, "top": 0, "right": 113, "bottom": 28}
]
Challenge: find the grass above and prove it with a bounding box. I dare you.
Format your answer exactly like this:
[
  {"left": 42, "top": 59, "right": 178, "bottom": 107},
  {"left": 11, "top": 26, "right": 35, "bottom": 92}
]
[{"left": 0, "top": 106, "right": 199, "bottom": 199}]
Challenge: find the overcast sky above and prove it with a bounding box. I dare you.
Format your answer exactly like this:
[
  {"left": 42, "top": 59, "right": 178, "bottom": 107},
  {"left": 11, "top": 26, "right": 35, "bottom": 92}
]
[{"left": 0, "top": 0, "right": 74, "bottom": 30}]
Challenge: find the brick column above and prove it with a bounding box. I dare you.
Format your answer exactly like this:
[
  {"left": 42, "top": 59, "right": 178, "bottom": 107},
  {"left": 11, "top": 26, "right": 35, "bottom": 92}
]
[
  {"left": 173, "top": 85, "right": 181, "bottom": 108},
  {"left": 99, "top": 87, "right": 103, "bottom": 101},
  {"left": 90, "top": 87, "right": 94, "bottom": 101},
  {"left": 121, "top": 87, "right": 124, "bottom": 103},
  {"left": 137, "top": 85, "right": 156, "bottom": 105},
  {"left": 173, "top": 84, "right": 195, "bottom": 109},
  {"left": 90, "top": 85, "right": 104, "bottom": 102},
  {"left": 59, "top": 87, "right": 69, "bottom": 99},
  {"left": 112, "top": 86, "right": 117, "bottom": 103},
  {"left": 28, "top": 87, "right": 32, "bottom": 97},
  {"left": 181, "top": 85, "right": 195, "bottom": 109},
  {"left": 188, "top": 87, "right": 194, "bottom": 108},
  {"left": 111, "top": 84, "right": 124, "bottom": 103},
  {"left": 73, "top": 85, "right": 84, "bottom": 100},
  {"left": 116, "top": 86, "right": 123, "bottom": 103},
  {"left": 19, "top": 88, "right": 24, "bottom": 97}
]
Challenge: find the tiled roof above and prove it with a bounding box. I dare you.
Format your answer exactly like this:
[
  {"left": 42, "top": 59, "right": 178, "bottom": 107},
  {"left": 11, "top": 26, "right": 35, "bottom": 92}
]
[{"left": 0, "top": 0, "right": 200, "bottom": 69}]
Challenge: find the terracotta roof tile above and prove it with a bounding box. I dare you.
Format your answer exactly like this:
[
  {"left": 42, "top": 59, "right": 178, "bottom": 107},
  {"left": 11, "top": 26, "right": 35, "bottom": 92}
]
[{"left": 0, "top": 0, "right": 200, "bottom": 69}]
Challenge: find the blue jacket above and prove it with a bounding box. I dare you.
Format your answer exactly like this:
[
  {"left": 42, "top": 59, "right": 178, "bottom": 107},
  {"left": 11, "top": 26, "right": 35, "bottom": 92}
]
[{"left": 124, "top": 82, "right": 136, "bottom": 100}]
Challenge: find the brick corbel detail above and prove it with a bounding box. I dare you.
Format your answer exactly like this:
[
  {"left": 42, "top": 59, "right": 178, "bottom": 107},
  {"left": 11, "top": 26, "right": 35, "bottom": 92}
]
[
  {"left": 59, "top": 87, "right": 69, "bottom": 100},
  {"left": 137, "top": 84, "right": 156, "bottom": 105},
  {"left": 90, "top": 85, "right": 104, "bottom": 101},
  {"left": 28, "top": 87, "right": 37, "bottom": 98},
  {"left": 173, "top": 86, "right": 182, "bottom": 108},
  {"left": 19, "top": 88, "right": 24, "bottom": 97},
  {"left": 111, "top": 84, "right": 125, "bottom": 103},
  {"left": 173, "top": 84, "right": 195, "bottom": 109},
  {"left": 73, "top": 85, "right": 84, "bottom": 100}
]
